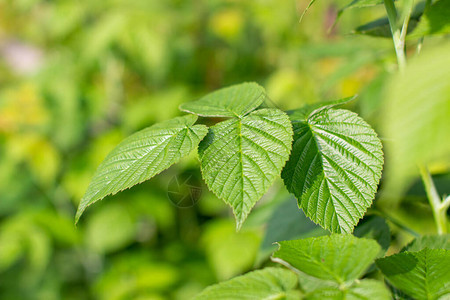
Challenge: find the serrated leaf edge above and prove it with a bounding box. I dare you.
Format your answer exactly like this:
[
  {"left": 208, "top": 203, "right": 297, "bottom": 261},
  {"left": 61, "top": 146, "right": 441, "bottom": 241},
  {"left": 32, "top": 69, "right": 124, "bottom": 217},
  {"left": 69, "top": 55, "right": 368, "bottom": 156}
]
[{"left": 75, "top": 116, "right": 207, "bottom": 223}]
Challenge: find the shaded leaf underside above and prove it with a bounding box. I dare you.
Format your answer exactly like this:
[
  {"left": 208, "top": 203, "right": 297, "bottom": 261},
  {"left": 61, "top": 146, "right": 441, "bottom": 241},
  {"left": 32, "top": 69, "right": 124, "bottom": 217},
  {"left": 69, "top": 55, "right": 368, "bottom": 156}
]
[{"left": 179, "top": 82, "right": 266, "bottom": 118}]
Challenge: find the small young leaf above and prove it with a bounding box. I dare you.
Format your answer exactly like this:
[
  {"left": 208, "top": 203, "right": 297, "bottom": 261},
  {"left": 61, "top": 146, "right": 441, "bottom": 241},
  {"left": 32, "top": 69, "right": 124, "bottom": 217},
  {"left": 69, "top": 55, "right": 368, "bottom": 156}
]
[
  {"left": 75, "top": 115, "right": 208, "bottom": 223},
  {"left": 287, "top": 95, "right": 356, "bottom": 121},
  {"left": 198, "top": 108, "right": 293, "bottom": 229},
  {"left": 272, "top": 235, "right": 381, "bottom": 283},
  {"left": 376, "top": 248, "right": 450, "bottom": 299},
  {"left": 179, "top": 82, "right": 266, "bottom": 118},
  {"left": 193, "top": 267, "right": 301, "bottom": 300},
  {"left": 402, "top": 235, "right": 450, "bottom": 252},
  {"left": 354, "top": 17, "right": 392, "bottom": 37},
  {"left": 341, "top": 0, "right": 384, "bottom": 10},
  {"left": 306, "top": 279, "right": 391, "bottom": 300},
  {"left": 282, "top": 108, "right": 383, "bottom": 233},
  {"left": 335, "top": 0, "right": 385, "bottom": 24}
]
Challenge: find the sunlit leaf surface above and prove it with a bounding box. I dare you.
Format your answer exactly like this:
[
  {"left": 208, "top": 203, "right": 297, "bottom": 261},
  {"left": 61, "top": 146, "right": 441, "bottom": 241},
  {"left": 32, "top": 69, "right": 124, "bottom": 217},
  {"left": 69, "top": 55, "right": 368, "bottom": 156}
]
[{"left": 76, "top": 115, "right": 208, "bottom": 222}]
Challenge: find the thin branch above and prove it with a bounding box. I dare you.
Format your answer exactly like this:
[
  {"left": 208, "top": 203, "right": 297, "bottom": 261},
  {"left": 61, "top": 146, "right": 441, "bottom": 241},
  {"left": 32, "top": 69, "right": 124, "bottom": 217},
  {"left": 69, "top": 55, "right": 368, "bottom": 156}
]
[
  {"left": 419, "top": 165, "right": 447, "bottom": 234},
  {"left": 384, "top": 0, "right": 407, "bottom": 71}
]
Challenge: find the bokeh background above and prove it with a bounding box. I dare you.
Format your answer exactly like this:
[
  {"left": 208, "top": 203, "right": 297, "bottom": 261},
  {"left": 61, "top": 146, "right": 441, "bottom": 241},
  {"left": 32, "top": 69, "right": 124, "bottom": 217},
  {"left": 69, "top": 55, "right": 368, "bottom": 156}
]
[{"left": 0, "top": 0, "right": 449, "bottom": 299}]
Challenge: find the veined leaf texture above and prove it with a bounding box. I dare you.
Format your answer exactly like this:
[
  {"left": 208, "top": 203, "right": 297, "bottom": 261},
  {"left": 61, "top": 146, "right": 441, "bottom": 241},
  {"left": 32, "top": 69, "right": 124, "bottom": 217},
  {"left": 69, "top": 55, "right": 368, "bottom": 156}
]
[
  {"left": 76, "top": 115, "right": 208, "bottom": 222},
  {"left": 198, "top": 109, "right": 293, "bottom": 229},
  {"left": 283, "top": 108, "right": 383, "bottom": 233}
]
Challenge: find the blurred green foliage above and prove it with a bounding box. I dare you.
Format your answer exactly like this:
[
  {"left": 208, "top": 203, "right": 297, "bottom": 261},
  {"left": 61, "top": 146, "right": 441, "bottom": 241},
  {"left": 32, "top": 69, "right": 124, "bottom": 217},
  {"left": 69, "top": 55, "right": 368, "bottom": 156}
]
[{"left": 0, "top": 0, "right": 448, "bottom": 299}]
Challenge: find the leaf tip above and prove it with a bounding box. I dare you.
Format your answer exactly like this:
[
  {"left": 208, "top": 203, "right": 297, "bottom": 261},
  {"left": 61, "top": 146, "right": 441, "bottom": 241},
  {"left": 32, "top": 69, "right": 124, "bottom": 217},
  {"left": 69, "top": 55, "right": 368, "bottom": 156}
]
[
  {"left": 234, "top": 210, "right": 249, "bottom": 232},
  {"left": 178, "top": 103, "right": 189, "bottom": 113},
  {"left": 299, "top": 0, "right": 316, "bottom": 23},
  {"left": 74, "top": 196, "right": 90, "bottom": 225},
  {"left": 235, "top": 218, "right": 244, "bottom": 232},
  {"left": 74, "top": 207, "right": 84, "bottom": 225}
]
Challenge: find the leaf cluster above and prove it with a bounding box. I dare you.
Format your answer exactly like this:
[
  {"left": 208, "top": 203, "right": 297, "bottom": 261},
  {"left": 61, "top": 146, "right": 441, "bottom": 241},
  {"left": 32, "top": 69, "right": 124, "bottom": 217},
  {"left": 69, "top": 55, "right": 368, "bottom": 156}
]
[
  {"left": 195, "top": 235, "right": 450, "bottom": 299},
  {"left": 76, "top": 82, "right": 384, "bottom": 234}
]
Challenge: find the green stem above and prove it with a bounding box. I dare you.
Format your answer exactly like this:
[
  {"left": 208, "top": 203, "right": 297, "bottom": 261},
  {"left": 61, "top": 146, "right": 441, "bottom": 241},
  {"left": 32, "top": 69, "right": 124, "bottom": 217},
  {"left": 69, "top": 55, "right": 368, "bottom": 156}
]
[
  {"left": 384, "top": 0, "right": 414, "bottom": 71},
  {"left": 400, "top": 0, "right": 414, "bottom": 43},
  {"left": 419, "top": 166, "right": 447, "bottom": 234},
  {"left": 442, "top": 196, "right": 450, "bottom": 211},
  {"left": 384, "top": 0, "right": 406, "bottom": 71}
]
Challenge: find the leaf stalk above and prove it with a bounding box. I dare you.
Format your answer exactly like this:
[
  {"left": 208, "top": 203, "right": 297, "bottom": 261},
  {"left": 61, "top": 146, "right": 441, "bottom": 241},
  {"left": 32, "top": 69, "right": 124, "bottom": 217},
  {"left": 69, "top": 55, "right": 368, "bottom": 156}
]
[
  {"left": 383, "top": 0, "right": 414, "bottom": 71},
  {"left": 419, "top": 166, "right": 448, "bottom": 234}
]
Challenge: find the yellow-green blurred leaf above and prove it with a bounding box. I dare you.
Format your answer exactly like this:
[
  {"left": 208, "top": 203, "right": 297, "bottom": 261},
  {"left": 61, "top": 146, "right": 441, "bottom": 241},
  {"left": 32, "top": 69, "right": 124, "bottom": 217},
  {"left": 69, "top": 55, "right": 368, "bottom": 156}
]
[
  {"left": 201, "top": 220, "right": 261, "bottom": 280},
  {"left": 382, "top": 43, "right": 450, "bottom": 200},
  {"left": 85, "top": 202, "right": 136, "bottom": 254}
]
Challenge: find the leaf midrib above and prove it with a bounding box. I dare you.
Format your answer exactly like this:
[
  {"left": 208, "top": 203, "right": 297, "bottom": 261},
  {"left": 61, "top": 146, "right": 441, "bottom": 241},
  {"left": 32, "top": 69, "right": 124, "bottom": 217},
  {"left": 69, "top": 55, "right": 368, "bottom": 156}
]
[
  {"left": 80, "top": 126, "right": 189, "bottom": 211},
  {"left": 237, "top": 116, "right": 245, "bottom": 223},
  {"left": 305, "top": 118, "right": 374, "bottom": 232},
  {"left": 302, "top": 122, "right": 339, "bottom": 230}
]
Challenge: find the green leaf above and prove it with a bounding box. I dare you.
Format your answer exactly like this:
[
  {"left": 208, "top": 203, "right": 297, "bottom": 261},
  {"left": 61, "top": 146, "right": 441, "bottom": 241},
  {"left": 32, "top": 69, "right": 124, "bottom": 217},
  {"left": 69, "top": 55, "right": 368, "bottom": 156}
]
[
  {"left": 354, "top": 2, "right": 424, "bottom": 38},
  {"left": 198, "top": 108, "right": 293, "bottom": 229},
  {"left": 297, "top": 271, "right": 339, "bottom": 293},
  {"left": 287, "top": 95, "right": 356, "bottom": 121},
  {"left": 282, "top": 108, "right": 384, "bottom": 233},
  {"left": 179, "top": 82, "right": 266, "bottom": 118},
  {"left": 95, "top": 252, "right": 179, "bottom": 299},
  {"left": 201, "top": 220, "right": 261, "bottom": 280},
  {"left": 306, "top": 279, "right": 391, "bottom": 300},
  {"left": 272, "top": 235, "right": 381, "bottom": 283},
  {"left": 354, "top": 17, "right": 420, "bottom": 38},
  {"left": 381, "top": 43, "right": 450, "bottom": 199},
  {"left": 85, "top": 202, "right": 135, "bottom": 254},
  {"left": 354, "top": 18, "right": 392, "bottom": 37},
  {"left": 338, "top": 0, "right": 384, "bottom": 15},
  {"left": 336, "top": 0, "right": 385, "bottom": 24},
  {"left": 193, "top": 267, "right": 301, "bottom": 300},
  {"left": 409, "top": 0, "right": 450, "bottom": 38},
  {"left": 402, "top": 235, "right": 450, "bottom": 252},
  {"left": 376, "top": 248, "right": 450, "bottom": 299},
  {"left": 341, "top": 0, "right": 384, "bottom": 10},
  {"left": 75, "top": 115, "right": 208, "bottom": 223}
]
